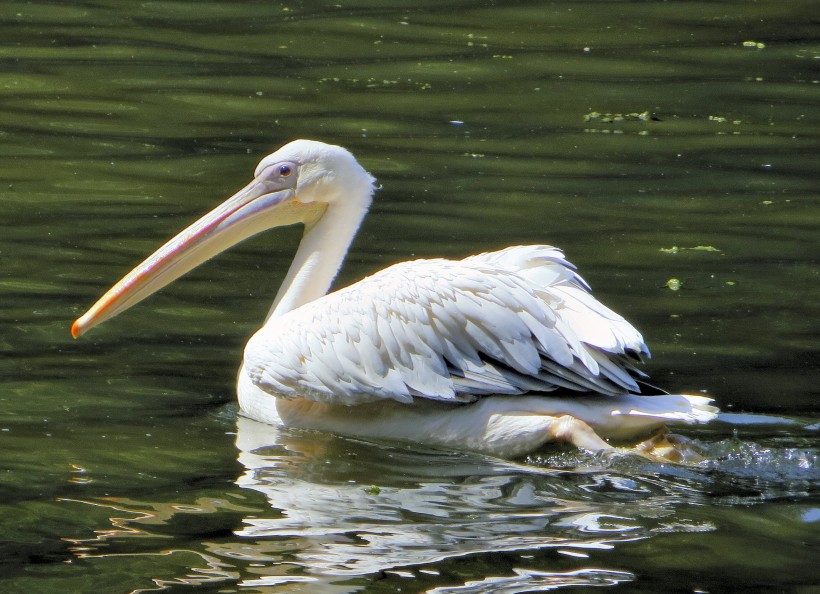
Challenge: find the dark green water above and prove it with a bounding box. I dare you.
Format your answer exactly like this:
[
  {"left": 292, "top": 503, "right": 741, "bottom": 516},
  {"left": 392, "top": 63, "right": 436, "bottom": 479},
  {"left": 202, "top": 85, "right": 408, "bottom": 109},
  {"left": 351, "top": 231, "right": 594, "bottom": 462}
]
[{"left": 1, "top": 1, "right": 817, "bottom": 592}]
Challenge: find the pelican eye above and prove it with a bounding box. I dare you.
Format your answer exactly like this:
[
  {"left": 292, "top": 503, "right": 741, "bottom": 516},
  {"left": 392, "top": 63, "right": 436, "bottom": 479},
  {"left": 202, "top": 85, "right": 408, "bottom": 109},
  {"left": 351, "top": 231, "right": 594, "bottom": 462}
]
[{"left": 278, "top": 164, "right": 293, "bottom": 177}]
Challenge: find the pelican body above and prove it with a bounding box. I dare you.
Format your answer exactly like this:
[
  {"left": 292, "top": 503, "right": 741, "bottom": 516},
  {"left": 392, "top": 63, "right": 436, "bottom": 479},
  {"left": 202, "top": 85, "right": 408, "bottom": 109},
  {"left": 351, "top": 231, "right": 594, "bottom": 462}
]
[{"left": 73, "top": 140, "right": 716, "bottom": 458}]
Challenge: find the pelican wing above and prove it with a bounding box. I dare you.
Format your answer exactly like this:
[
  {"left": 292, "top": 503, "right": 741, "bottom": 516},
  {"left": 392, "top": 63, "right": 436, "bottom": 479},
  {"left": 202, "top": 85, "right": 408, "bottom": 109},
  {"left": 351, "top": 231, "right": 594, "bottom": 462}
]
[{"left": 245, "top": 245, "right": 650, "bottom": 406}]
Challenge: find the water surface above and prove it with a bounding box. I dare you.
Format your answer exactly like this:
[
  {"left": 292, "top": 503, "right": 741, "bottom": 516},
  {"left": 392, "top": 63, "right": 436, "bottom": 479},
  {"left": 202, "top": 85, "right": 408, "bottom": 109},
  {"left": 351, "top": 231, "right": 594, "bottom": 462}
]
[{"left": 1, "top": 1, "right": 817, "bottom": 592}]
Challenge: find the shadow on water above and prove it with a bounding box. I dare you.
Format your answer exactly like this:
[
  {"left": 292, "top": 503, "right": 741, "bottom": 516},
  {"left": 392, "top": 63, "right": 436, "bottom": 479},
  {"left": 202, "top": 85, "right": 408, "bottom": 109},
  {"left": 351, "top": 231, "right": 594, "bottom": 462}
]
[{"left": 54, "top": 413, "right": 817, "bottom": 593}]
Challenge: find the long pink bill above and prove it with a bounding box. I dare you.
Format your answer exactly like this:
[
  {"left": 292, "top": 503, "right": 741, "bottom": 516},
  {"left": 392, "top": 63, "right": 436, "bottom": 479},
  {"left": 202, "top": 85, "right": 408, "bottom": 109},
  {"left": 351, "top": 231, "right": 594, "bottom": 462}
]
[{"left": 71, "top": 178, "right": 298, "bottom": 338}]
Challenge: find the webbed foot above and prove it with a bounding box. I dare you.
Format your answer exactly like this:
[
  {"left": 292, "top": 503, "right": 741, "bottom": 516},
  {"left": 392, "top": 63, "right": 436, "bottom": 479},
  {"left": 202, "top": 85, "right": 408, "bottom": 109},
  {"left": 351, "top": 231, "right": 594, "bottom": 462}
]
[{"left": 633, "top": 427, "right": 706, "bottom": 463}]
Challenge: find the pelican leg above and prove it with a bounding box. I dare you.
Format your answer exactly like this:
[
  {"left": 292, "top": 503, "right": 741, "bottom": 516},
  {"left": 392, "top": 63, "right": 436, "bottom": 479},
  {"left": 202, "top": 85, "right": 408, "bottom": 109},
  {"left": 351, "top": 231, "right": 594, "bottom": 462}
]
[{"left": 547, "top": 415, "right": 614, "bottom": 452}]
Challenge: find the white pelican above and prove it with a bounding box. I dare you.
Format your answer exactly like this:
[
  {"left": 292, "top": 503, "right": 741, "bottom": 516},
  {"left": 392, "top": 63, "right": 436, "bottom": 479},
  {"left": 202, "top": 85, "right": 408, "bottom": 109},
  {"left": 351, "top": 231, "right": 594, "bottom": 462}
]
[{"left": 72, "top": 139, "right": 717, "bottom": 458}]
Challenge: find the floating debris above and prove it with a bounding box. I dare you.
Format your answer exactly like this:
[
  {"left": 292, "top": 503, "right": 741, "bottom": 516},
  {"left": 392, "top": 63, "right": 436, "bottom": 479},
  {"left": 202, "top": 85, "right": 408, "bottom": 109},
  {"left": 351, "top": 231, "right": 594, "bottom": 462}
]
[
  {"left": 708, "top": 116, "right": 743, "bottom": 125},
  {"left": 583, "top": 111, "right": 658, "bottom": 123},
  {"left": 742, "top": 41, "right": 766, "bottom": 49},
  {"left": 660, "top": 245, "right": 721, "bottom": 254},
  {"left": 665, "top": 278, "right": 683, "bottom": 291}
]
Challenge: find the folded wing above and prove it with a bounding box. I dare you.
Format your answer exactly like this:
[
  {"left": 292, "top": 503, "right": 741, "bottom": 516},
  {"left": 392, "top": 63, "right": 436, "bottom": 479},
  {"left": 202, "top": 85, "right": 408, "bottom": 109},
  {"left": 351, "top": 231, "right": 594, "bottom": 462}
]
[{"left": 245, "top": 245, "right": 650, "bottom": 406}]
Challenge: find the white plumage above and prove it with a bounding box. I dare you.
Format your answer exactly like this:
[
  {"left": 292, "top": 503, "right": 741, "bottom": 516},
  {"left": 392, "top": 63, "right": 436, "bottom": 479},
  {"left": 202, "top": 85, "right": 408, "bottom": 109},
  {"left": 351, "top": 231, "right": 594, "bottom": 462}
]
[
  {"left": 73, "top": 139, "right": 717, "bottom": 459},
  {"left": 246, "top": 246, "right": 646, "bottom": 405}
]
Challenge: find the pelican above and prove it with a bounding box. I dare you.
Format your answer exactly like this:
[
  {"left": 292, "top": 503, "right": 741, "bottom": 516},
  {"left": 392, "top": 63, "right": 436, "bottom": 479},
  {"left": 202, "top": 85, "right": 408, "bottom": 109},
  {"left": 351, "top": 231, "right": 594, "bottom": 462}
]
[{"left": 72, "top": 139, "right": 717, "bottom": 458}]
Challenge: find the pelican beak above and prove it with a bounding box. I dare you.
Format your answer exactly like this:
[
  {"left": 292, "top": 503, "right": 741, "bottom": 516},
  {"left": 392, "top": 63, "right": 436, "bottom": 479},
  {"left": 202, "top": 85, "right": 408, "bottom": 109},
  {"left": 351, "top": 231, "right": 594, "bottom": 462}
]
[{"left": 72, "top": 171, "right": 313, "bottom": 338}]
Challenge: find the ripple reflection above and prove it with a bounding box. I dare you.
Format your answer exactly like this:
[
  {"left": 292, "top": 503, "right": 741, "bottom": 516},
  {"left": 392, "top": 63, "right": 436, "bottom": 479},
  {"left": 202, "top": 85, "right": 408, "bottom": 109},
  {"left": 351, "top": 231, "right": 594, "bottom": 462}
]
[
  {"left": 231, "top": 417, "right": 702, "bottom": 588},
  {"left": 60, "top": 413, "right": 816, "bottom": 592}
]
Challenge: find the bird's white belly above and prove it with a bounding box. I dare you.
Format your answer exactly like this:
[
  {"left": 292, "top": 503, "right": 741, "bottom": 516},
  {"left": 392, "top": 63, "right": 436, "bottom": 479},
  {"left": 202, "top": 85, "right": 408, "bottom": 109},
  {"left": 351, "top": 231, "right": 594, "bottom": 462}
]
[{"left": 237, "top": 364, "right": 714, "bottom": 458}]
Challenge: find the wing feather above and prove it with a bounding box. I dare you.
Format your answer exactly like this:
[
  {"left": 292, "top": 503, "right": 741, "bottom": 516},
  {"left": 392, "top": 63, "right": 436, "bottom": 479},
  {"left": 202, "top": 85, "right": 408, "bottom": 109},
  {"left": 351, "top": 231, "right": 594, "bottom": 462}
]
[{"left": 245, "top": 245, "right": 651, "bottom": 406}]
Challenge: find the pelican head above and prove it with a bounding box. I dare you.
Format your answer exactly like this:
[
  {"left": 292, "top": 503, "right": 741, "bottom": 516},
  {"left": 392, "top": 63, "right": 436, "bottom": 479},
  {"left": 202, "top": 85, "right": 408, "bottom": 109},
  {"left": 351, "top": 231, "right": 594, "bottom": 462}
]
[{"left": 72, "top": 139, "right": 376, "bottom": 338}]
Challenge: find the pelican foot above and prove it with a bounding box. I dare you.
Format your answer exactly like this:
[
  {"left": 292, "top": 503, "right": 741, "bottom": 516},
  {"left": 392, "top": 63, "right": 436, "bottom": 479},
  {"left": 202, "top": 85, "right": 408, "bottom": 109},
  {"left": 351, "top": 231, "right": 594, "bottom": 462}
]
[{"left": 633, "top": 427, "right": 706, "bottom": 464}]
